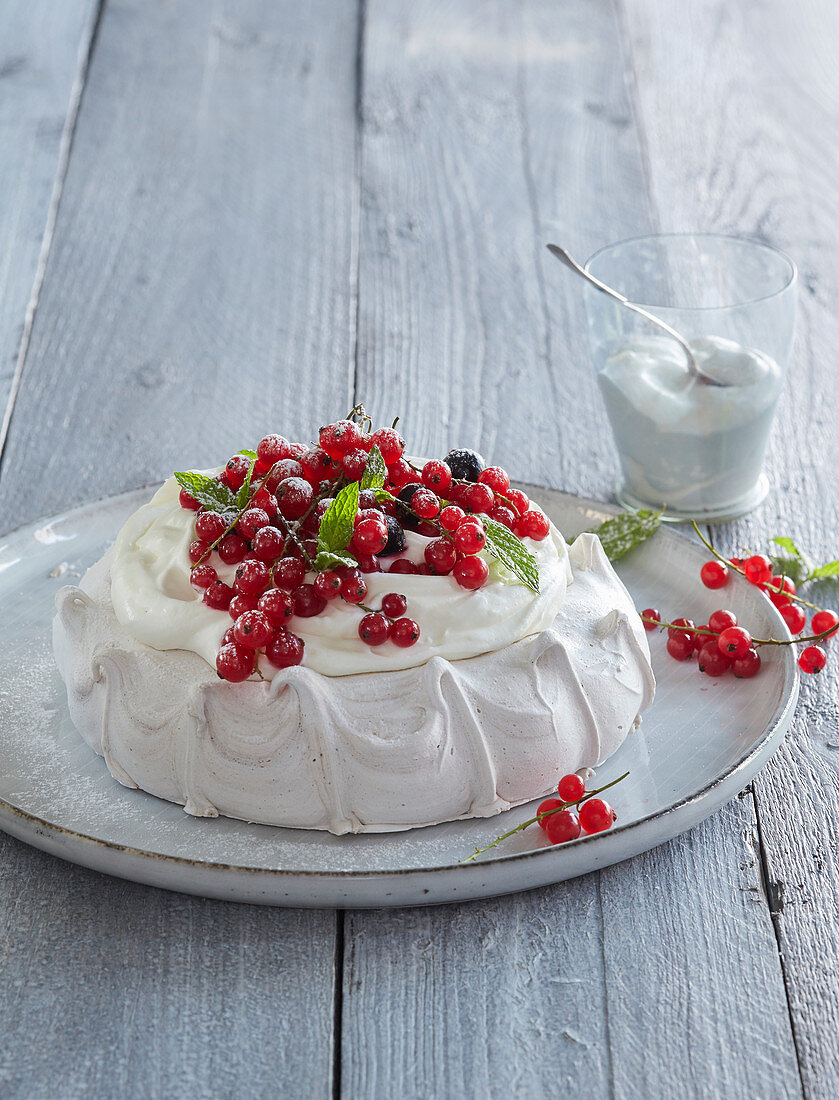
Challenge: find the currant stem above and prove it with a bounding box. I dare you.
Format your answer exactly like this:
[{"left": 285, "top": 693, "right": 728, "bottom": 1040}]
[
  {"left": 642, "top": 614, "right": 838, "bottom": 650},
  {"left": 460, "top": 771, "right": 629, "bottom": 863},
  {"left": 690, "top": 521, "right": 822, "bottom": 611}
]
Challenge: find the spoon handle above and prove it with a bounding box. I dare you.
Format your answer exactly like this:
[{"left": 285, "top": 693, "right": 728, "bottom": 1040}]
[{"left": 546, "top": 243, "right": 707, "bottom": 382}]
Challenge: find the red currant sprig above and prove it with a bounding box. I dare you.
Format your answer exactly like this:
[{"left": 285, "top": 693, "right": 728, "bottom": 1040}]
[{"left": 461, "top": 770, "right": 627, "bottom": 862}]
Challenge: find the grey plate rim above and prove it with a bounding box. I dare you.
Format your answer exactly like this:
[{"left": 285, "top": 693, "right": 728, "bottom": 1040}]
[{"left": 0, "top": 483, "right": 800, "bottom": 884}]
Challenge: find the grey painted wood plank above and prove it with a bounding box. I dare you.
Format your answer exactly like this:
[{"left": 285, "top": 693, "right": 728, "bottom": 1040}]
[
  {"left": 0, "top": 836, "right": 337, "bottom": 1100},
  {"left": 620, "top": 0, "right": 839, "bottom": 1092},
  {"left": 346, "top": 1, "right": 799, "bottom": 1094},
  {"left": 0, "top": 0, "right": 99, "bottom": 441},
  {"left": 0, "top": 0, "right": 360, "bottom": 528},
  {"left": 0, "top": 0, "right": 363, "bottom": 1093},
  {"left": 342, "top": 798, "right": 797, "bottom": 1100}
]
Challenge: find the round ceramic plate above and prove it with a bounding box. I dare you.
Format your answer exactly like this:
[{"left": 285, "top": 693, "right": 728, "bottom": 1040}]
[{"left": 0, "top": 486, "right": 798, "bottom": 908}]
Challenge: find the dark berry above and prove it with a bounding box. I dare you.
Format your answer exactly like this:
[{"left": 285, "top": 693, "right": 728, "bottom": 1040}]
[
  {"left": 444, "top": 448, "right": 485, "bottom": 482},
  {"left": 379, "top": 514, "right": 408, "bottom": 557}
]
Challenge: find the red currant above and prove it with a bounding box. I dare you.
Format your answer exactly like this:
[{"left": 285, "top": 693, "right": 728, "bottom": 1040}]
[
  {"left": 203, "top": 581, "right": 233, "bottom": 611},
  {"left": 770, "top": 574, "right": 796, "bottom": 598},
  {"left": 462, "top": 482, "right": 494, "bottom": 515},
  {"left": 411, "top": 490, "right": 441, "bottom": 520},
  {"left": 387, "top": 458, "right": 413, "bottom": 489},
  {"left": 389, "top": 560, "right": 419, "bottom": 575},
  {"left": 517, "top": 509, "right": 550, "bottom": 541},
  {"left": 799, "top": 645, "right": 827, "bottom": 674},
  {"left": 251, "top": 487, "right": 278, "bottom": 516},
  {"left": 265, "top": 630, "right": 305, "bottom": 669},
  {"left": 780, "top": 603, "right": 806, "bottom": 634},
  {"left": 505, "top": 488, "right": 530, "bottom": 516},
  {"left": 381, "top": 592, "right": 408, "bottom": 618},
  {"left": 340, "top": 575, "right": 368, "bottom": 604},
  {"left": 237, "top": 508, "right": 270, "bottom": 540},
  {"left": 273, "top": 556, "right": 306, "bottom": 590},
  {"left": 234, "top": 559, "right": 270, "bottom": 597},
  {"left": 275, "top": 477, "right": 314, "bottom": 520},
  {"left": 341, "top": 449, "right": 369, "bottom": 481},
  {"left": 488, "top": 505, "right": 517, "bottom": 530},
  {"left": 421, "top": 460, "right": 452, "bottom": 494},
  {"left": 251, "top": 526, "right": 284, "bottom": 563},
  {"left": 744, "top": 554, "right": 773, "bottom": 586},
  {"left": 352, "top": 517, "right": 388, "bottom": 555},
  {"left": 640, "top": 608, "right": 661, "bottom": 631},
  {"left": 355, "top": 553, "right": 383, "bottom": 574},
  {"left": 697, "top": 643, "right": 732, "bottom": 676},
  {"left": 258, "top": 588, "right": 295, "bottom": 626},
  {"left": 811, "top": 610, "right": 839, "bottom": 640},
  {"left": 228, "top": 593, "right": 259, "bottom": 619},
  {"left": 478, "top": 466, "right": 510, "bottom": 494},
  {"left": 264, "top": 458, "right": 304, "bottom": 492},
  {"left": 233, "top": 610, "right": 273, "bottom": 649},
  {"left": 579, "top": 798, "right": 614, "bottom": 834},
  {"left": 666, "top": 632, "right": 693, "bottom": 661},
  {"left": 190, "top": 563, "right": 218, "bottom": 589},
  {"left": 292, "top": 583, "right": 327, "bottom": 617},
  {"left": 439, "top": 505, "right": 466, "bottom": 532},
  {"left": 390, "top": 617, "right": 420, "bottom": 647},
  {"left": 179, "top": 489, "right": 201, "bottom": 511},
  {"left": 700, "top": 560, "right": 730, "bottom": 589},
  {"left": 424, "top": 538, "right": 457, "bottom": 575},
  {"left": 217, "top": 532, "right": 248, "bottom": 565},
  {"left": 319, "top": 420, "right": 363, "bottom": 459},
  {"left": 453, "top": 556, "right": 489, "bottom": 590},
  {"left": 313, "top": 570, "right": 342, "bottom": 600},
  {"left": 546, "top": 809, "right": 583, "bottom": 845},
  {"left": 557, "top": 773, "right": 586, "bottom": 802},
  {"left": 358, "top": 613, "right": 391, "bottom": 645},
  {"left": 718, "top": 626, "right": 751, "bottom": 658},
  {"left": 537, "top": 798, "right": 562, "bottom": 830},
  {"left": 454, "top": 520, "right": 486, "bottom": 556},
  {"left": 669, "top": 618, "right": 696, "bottom": 647},
  {"left": 216, "top": 642, "right": 255, "bottom": 682},
  {"left": 733, "top": 648, "right": 762, "bottom": 678},
  {"left": 223, "top": 455, "right": 251, "bottom": 491},
  {"left": 188, "top": 539, "right": 209, "bottom": 564},
  {"left": 257, "top": 434, "right": 292, "bottom": 466},
  {"left": 368, "top": 427, "right": 405, "bottom": 464},
  {"left": 708, "top": 609, "right": 737, "bottom": 634}
]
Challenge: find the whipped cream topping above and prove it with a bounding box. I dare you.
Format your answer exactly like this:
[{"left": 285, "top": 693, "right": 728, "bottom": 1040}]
[{"left": 109, "top": 475, "right": 573, "bottom": 677}]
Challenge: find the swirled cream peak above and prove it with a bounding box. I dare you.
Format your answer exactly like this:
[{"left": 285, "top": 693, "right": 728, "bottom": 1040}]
[{"left": 109, "top": 475, "right": 573, "bottom": 676}]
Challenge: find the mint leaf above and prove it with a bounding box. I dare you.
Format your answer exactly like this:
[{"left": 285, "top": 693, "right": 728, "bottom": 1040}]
[
  {"left": 483, "top": 517, "right": 539, "bottom": 593},
  {"left": 238, "top": 448, "right": 258, "bottom": 460},
  {"left": 589, "top": 509, "right": 663, "bottom": 561},
  {"left": 314, "top": 549, "right": 358, "bottom": 572},
  {"left": 809, "top": 560, "right": 839, "bottom": 579},
  {"left": 360, "top": 445, "right": 387, "bottom": 491},
  {"left": 317, "top": 481, "right": 360, "bottom": 556},
  {"left": 174, "top": 471, "right": 238, "bottom": 518},
  {"left": 771, "top": 536, "right": 802, "bottom": 558},
  {"left": 235, "top": 461, "right": 256, "bottom": 513}
]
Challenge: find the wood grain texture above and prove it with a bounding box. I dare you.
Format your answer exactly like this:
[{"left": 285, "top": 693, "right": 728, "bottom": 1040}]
[
  {"left": 345, "top": 1, "right": 799, "bottom": 1094},
  {"left": 620, "top": 0, "right": 839, "bottom": 1091},
  {"left": 342, "top": 797, "right": 799, "bottom": 1099},
  {"left": 0, "top": 0, "right": 360, "bottom": 528},
  {"left": 0, "top": 836, "right": 337, "bottom": 1099},
  {"left": 0, "top": 0, "right": 362, "bottom": 1093},
  {"left": 0, "top": 0, "right": 99, "bottom": 443}
]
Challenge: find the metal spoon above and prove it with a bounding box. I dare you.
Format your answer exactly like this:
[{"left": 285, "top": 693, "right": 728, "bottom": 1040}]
[{"left": 546, "top": 243, "right": 726, "bottom": 386}]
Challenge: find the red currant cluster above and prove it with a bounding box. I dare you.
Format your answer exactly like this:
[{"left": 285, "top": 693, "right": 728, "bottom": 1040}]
[
  {"left": 464, "top": 769, "right": 625, "bottom": 861},
  {"left": 699, "top": 549, "right": 837, "bottom": 675},
  {"left": 640, "top": 546, "right": 839, "bottom": 680},
  {"left": 178, "top": 408, "right": 549, "bottom": 682}
]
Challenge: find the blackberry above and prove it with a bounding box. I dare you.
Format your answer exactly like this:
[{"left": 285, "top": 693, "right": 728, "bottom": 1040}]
[
  {"left": 379, "top": 514, "right": 408, "bottom": 557},
  {"left": 444, "top": 448, "right": 485, "bottom": 482}
]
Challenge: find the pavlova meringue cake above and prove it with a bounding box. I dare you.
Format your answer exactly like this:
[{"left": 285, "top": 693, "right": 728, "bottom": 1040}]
[{"left": 53, "top": 410, "right": 654, "bottom": 834}]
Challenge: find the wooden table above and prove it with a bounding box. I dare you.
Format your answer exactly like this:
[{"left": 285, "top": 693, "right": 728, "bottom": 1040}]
[{"left": 1, "top": 1, "right": 836, "bottom": 1095}]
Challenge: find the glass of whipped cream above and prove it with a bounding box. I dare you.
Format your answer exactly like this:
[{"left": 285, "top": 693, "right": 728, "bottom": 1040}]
[{"left": 584, "top": 233, "right": 797, "bottom": 521}]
